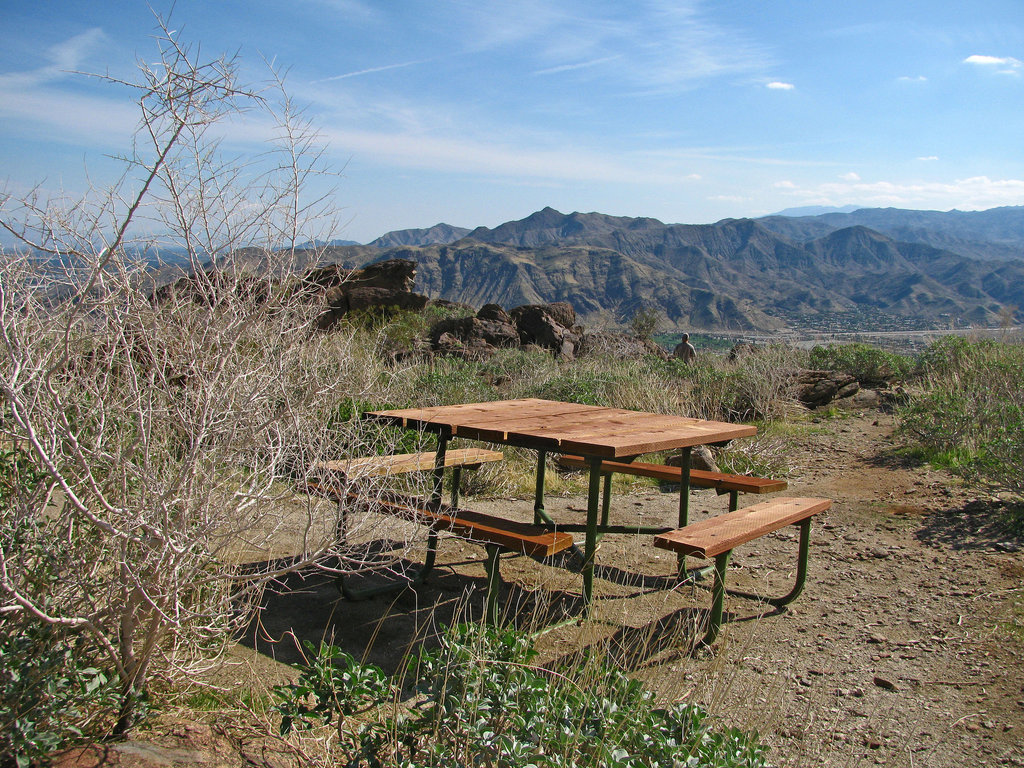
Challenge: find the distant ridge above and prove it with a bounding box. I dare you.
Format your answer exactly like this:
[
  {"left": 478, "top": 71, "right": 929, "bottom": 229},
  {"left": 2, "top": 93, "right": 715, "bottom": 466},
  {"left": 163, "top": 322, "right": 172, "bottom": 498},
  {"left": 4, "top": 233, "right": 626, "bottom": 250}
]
[
  {"left": 313, "top": 205, "right": 1024, "bottom": 331},
  {"left": 771, "top": 205, "right": 862, "bottom": 217},
  {"left": 370, "top": 223, "right": 469, "bottom": 248}
]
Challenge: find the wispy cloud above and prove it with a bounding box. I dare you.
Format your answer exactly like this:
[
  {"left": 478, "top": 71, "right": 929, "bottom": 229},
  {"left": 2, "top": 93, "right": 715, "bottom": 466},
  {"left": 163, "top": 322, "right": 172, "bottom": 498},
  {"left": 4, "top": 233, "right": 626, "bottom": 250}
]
[
  {"left": 917, "top": 156, "right": 939, "bottom": 162},
  {"left": 311, "top": 60, "right": 427, "bottom": 83},
  {"left": 459, "top": 1, "right": 775, "bottom": 94},
  {"left": 963, "top": 54, "right": 1023, "bottom": 75},
  {"left": 898, "top": 75, "right": 927, "bottom": 83},
  {"left": 766, "top": 81, "right": 794, "bottom": 90},
  {"left": 534, "top": 55, "right": 623, "bottom": 76},
  {"left": 773, "top": 175, "right": 1024, "bottom": 210}
]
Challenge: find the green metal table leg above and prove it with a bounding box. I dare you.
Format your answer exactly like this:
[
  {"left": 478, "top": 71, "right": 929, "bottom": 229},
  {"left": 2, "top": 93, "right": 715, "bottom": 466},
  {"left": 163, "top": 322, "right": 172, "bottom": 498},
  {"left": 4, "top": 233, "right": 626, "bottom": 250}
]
[
  {"left": 484, "top": 544, "right": 501, "bottom": 624},
  {"left": 451, "top": 466, "right": 463, "bottom": 508},
  {"left": 700, "top": 550, "right": 732, "bottom": 647},
  {"left": 582, "top": 456, "right": 602, "bottom": 609},
  {"left": 729, "top": 490, "right": 739, "bottom": 512},
  {"left": 600, "top": 472, "right": 612, "bottom": 528},
  {"left": 677, "top": 447, "right": 692, "bottom": 575},
  {"left": 533, "top": 450, "right": 547, "bottom": 525},
  {"left": 431, "top": 431, "right": 450, "bottom": 509}
]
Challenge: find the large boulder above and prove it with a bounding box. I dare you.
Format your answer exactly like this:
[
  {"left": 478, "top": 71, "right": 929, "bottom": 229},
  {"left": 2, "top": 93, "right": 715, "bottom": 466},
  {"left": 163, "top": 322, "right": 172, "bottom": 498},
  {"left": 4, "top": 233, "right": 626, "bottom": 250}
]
[
  {"left": 315, "top": 259, "right": 429, "bottom": 329},
  {"left": 795, "top": 369, "right": 859, "bottom": 408},
  {"left": 429, "top": 314, "right": 520, "bottom": 358},
  {"left": 509, "top": 302, "right": 580, "bottom": 359}
]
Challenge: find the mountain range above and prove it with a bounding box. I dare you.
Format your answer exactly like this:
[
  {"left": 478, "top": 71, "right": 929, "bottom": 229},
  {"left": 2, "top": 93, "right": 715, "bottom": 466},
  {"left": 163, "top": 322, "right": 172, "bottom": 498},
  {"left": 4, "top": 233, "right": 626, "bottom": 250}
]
[{"left": 312, "top": 206, "right": 1024, "bottom": 332}]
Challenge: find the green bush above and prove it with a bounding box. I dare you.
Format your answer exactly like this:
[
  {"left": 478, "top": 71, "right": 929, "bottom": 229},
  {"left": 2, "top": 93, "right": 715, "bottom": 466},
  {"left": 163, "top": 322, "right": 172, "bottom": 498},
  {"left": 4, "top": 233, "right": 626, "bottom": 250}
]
[
  {"left": 1, "top": 448, "right": 119, "bottom": 764},
  {"left": 808, "top": 343, "right": 913, "bottom": 387},
  {"left": 273, "top": 623, "right": 768, "bottom": 768},
  {"left": 899, "top": 337, "right": 1024, "bottom": 496}
]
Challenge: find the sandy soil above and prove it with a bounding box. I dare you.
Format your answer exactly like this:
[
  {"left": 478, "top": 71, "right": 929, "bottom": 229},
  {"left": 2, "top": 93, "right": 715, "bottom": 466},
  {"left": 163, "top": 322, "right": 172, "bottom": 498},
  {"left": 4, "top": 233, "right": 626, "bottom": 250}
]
[{"left": 66, "top": 407, "right": 1024, "bottom": 767}]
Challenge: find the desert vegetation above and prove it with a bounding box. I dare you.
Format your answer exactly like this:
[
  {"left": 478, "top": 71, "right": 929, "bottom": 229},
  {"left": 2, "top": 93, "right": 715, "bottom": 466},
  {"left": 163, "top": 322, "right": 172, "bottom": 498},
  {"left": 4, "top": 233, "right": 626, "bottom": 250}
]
[{"left": 2, "top": 21, "right": 1023, "bottom": 768}]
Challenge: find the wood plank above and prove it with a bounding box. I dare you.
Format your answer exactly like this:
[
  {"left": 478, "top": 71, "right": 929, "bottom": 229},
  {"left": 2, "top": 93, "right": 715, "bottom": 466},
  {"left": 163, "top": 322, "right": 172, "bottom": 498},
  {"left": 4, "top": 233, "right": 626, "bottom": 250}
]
[
  {"left": 559, "top": 423, "right": 757, "bottom": 458},
  {"left": 315, "top": 448, "right": 503, "bottom": 478},
  {"left": 556, "top": 456, "right": 787, "bottom": 494},
  {"left": 654, "top": 497, "right": 831, "bottom": 558}
]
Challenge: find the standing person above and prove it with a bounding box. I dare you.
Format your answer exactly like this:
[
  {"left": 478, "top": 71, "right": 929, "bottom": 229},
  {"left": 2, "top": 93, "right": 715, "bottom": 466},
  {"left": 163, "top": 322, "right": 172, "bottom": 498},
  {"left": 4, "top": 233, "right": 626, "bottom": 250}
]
[{"left": 673, "top": 332, "right": 696, "bottom": 363}]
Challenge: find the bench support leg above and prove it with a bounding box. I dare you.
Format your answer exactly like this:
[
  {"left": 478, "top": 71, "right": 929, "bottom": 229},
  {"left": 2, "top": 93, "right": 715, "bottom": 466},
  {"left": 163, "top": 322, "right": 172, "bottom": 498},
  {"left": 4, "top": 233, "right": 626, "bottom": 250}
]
[
  {"left": 431, "top": 431, "right": 450, "bottom": 508},
  {"left": 677, "top": 447, "right": 692, "bottom": 575},
  {"left": 484, "top": 544, "right": 502, "bottom": 625},
  {"left": 337, "top": 527, "right": 439, "bottom": 601},
  {"left": 726, "top": 518, "right": 812, "bottom": 607},
  {"left": 729, "top": 490, "right": 739, "bottom": 512},
  {"left": 700, "top": 550, "right": 732, "bottom": 647},
  {"left": 600, "top": 472, "right": 612, "bottom": 528}
]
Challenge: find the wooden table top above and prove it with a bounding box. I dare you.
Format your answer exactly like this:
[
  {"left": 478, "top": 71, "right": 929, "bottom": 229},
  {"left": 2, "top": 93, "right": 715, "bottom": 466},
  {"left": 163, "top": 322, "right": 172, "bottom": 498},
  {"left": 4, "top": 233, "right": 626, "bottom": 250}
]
[{"left": 364, "top": 398, "right": 756, "bottom": 458}]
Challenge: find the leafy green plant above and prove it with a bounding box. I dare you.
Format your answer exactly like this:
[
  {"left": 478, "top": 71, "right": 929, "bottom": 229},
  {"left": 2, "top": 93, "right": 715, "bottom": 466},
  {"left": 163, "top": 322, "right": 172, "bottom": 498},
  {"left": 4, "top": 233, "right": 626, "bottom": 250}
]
[
  {"left": 1, "top": 448, "right": 119, "bottom": 764},
  {"left": 899, "top": 337, "right": 1024, "bottom": 496},
  {"left": 808, "top": 343, "right": 913, "bottom": 387},
  {"left": 0, "top": 622, "right": 120, "bottom": 767},
  {"left": 273, "top": 640, "right": 390, "bottom": 737},
  {"left": 274, "top": 624, "right": 768, "bottom": 767},
  {"left": 629, "top": 307, "right": 661, "bottom": 341}
]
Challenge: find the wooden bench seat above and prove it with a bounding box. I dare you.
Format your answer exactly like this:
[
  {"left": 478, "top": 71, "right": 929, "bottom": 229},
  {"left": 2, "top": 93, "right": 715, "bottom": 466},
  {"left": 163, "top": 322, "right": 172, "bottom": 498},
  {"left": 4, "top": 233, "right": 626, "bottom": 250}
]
[
  {"left": 654, "top": 496, "right": 832, "bottom": 646},
  {"left": 557, "top": 454, "right": 786, "bottom": 511},
  {"left": 306, "top": 482, "right": 573, "bottom": 622},
  {"left": 315, "top": 448, "right": 504, "bottom": 479}
]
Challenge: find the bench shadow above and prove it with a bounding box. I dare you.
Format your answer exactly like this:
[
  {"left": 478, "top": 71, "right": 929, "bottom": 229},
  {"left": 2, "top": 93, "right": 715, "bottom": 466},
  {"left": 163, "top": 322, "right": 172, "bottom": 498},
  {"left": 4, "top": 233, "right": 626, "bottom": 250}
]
[
  {"left": 544, "top": 598, "right": 788, "bottom": 673},
  {"left": 913, "top": 499, "right": 1023, "bottom": 552},
  {"left": 236, "top": 543, "right": 586, "bottom": 675}
]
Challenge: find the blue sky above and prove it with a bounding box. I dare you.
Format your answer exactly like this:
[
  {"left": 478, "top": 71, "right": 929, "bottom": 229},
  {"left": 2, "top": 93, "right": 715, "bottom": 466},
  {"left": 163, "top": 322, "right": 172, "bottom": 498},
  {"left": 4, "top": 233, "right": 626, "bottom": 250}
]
[{"left": 2, "top": 0, "right": 1023, "bottom": 243}]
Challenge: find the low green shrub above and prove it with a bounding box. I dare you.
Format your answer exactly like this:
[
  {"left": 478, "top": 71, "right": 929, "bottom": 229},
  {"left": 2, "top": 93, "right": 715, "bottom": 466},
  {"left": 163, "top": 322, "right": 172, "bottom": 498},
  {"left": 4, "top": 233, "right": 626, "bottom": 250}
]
[
  {"left": 899, "top": 337, "right": 1024, "bottom": 496},
  {"left": 273, "top": 623, "right": 767, "bottom": 768},
  {"left": 1, "top": 448, "right": 120, "bottom": 764},
  {"left": 808, "top": 343, "right": 913, "bottom": 387}
]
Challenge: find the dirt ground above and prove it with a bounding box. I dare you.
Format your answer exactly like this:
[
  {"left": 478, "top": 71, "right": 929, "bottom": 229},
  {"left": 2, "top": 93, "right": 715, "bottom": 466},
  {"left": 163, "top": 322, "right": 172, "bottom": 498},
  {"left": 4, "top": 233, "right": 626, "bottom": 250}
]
[{"left": 69, "top": 407, "right": 1024, "bottom": 767}]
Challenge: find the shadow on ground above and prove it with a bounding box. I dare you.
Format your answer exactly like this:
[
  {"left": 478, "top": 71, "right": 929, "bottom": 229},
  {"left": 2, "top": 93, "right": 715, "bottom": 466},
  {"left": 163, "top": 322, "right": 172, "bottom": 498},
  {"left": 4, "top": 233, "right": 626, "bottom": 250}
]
[{"left": 914, "top": 499, "right": 1023, "bottom": 552}]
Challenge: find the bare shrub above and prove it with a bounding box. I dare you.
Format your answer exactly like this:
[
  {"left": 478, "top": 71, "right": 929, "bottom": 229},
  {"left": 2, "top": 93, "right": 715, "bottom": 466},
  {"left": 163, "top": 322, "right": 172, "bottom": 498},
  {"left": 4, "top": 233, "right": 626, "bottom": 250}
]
[{"left": 0, "top": 18, "right": 409, "bottom": 734}]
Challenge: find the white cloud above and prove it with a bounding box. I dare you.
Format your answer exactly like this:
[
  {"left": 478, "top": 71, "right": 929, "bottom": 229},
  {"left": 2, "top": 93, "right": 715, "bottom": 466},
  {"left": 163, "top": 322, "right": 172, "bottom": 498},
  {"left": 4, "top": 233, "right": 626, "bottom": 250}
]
[
  {"left": 840, "top": 172, "right": 860, "bottom": 181},
  {"left": 917, "top": 156, "right": 939, "bottom": 162},
  {"left": 963, "top": 54, "right": 1023, "bottom": 75},
  {"left": 898, "top": 75, "right": 927, "bottom": 83},
  {"left": 766, "top": 81, "right": 795, "bottom": 90},
  {"left": 774, "top": 180, "right": 796, "bottom": 189},
  {"left": 772, "top": 175, "right": 1024, "bottom": 211}
]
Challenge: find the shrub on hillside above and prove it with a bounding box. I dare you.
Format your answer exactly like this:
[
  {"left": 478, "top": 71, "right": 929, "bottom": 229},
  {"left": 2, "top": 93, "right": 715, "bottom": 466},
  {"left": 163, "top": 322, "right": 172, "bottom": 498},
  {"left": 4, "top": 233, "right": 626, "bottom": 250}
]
[
  {"left": 808, "top": 343, "right": 913, "bottom": 387},
  {"left": 899, "top": 337, "right": 1024, "bottom": 497}
]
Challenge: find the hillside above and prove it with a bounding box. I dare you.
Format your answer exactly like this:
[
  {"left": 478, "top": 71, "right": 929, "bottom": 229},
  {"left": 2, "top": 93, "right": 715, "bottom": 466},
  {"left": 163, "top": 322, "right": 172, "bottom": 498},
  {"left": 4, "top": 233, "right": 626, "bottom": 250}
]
[{"left": 314, "top": 206, "right": 1024, "bottom": 332}]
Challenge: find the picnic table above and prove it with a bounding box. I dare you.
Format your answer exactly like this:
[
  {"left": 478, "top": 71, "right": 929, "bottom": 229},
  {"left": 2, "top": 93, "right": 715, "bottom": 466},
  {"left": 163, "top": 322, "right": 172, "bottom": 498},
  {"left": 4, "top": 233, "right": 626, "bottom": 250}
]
[{"left": 364, "top": 398, "right": 758, "bottom": 605}]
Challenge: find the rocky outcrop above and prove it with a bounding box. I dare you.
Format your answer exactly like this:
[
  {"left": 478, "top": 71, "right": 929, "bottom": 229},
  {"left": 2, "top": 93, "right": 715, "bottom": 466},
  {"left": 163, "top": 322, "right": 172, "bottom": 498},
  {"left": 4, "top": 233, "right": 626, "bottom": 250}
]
[
  {"left": 795, "top": 370, "right": 860, "bottom": 408},
  {"left": 427, "top": 301, "right": 589, "bottom": 361},
  {"left": 315, "top": 259, "right": 429, "bottom": 330}
]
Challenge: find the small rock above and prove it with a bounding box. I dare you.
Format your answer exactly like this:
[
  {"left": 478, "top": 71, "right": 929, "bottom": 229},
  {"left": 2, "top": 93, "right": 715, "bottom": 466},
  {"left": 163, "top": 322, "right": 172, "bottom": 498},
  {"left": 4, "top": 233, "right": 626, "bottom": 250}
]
[
  {"left": 869, "top": 547, "right": 891, "bottom": 559},
  {"left": 873, "top": 676, "right": 898, "bottom": 691}
]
